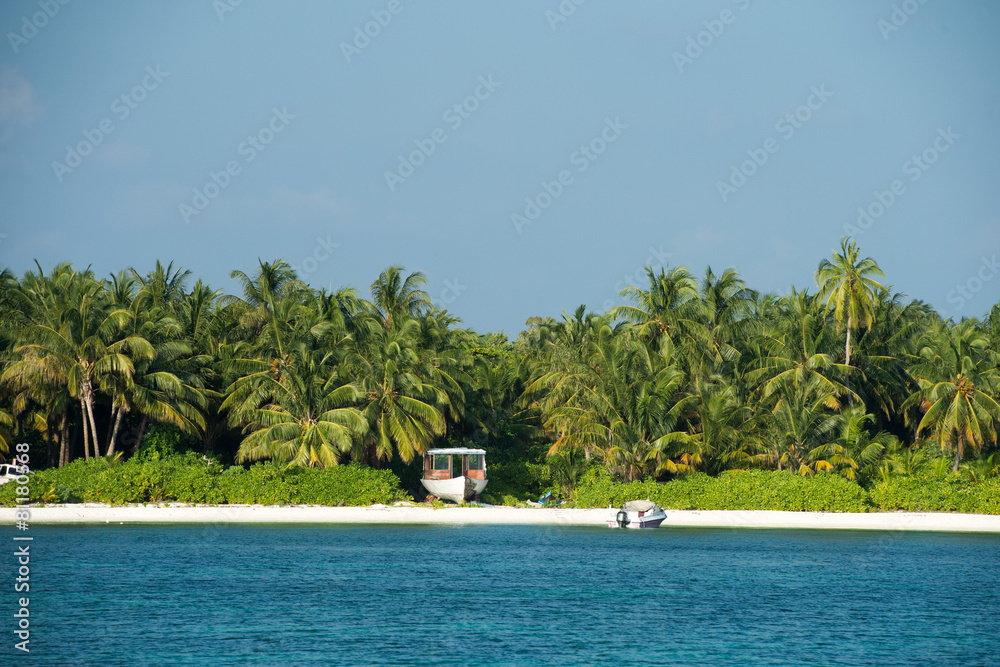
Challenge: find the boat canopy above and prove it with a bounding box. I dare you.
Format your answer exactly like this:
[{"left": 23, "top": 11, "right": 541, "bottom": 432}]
[
  {"left": 424, "top": 448, "right": 486, "bottom": 455},
  {"left": 623, "top": 500, "right": 660, "bottom": 512}
]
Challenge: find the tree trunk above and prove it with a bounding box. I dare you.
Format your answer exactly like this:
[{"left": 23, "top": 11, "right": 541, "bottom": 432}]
[
  {"left": 46, "top": 415, "right": 57, "bottom": 468},
  {"left": 68, "top": 415, "right": 79, "bottom": 465},
  {"left": 59, "top": 410, "right": 69, "bottom": 468},
  {"left": 133, "top": 415, "right": 149, "bottom": 453},
  {"left": 105, "top": 403, "right": 118, "bottom": 450},
  {"left": 85, "top": 391, "right": 101, "bottom": 458},
  {"left": 845, "top": 314, "right": 852, "bottom": 367},
  {"left": 81, "top": 398, "right": 90, "bottom": 460},
  {"left": 845, "top": 314, "right": 852, "bottom": 404},
  {"left": 954, "top": 432, "right": 964, "bottom": 472},
  {"left": 107, "top": 407, "right": 124, "bottom": 456}
]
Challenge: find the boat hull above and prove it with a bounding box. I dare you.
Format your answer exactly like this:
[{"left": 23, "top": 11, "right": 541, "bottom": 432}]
[
  {"left": 606, "top": 509, "right": 667, "bottom": 529},
  {"left": 420, "top": 476, "right": 488, "bottom": 503}
]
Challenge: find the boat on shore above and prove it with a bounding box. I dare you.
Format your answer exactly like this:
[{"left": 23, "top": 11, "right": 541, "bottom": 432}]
[
  {"left": 607, "top": 500, "right": 667, "bottom": 529},
  {"left": 420, "top": 447, "right": 488, "bottom": 503},
  {"left": 0, "top": 463, "right": 26, "bottom": 485}
]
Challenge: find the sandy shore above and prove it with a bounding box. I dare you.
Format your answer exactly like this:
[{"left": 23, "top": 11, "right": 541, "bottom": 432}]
[{"left": 2, "top": 504, "right": 999, "bottom": 532}]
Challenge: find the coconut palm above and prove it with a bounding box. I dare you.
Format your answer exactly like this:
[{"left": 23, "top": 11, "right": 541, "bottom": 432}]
[
  {"left": 349, "top": 317, "right": 448, "bottom": 464},
  {"left": 806, "top": 406, "right": 896, "bottom": 481},
  {"left": 691, "top": 267, "right": 757, "bottom": 382},
  {"left": 610, "top": 265, "right": 702, "bottom": 355},
  {"left": 369, "top": 266, "right": 431, "bottom": 330},
  {"left": 3, "top": 264, "right": 148, "bottom": 458},
  {"left": 224, "top": 340, "right": 366, "bottom": 467},
  {"left": 815, "top": 237, "right": 886, "bottom": 370},
  {"left": 692, "top": 381, "right": 762, "bottom": 474},
  {"left": 541, "top": 329, "right": 696, "bottom": 481},
  {"left": 748, "top": 289, "right": 856, "bottom": 406},
  {"left": 846, "top": 289, "right": 926, "bottom": 428},
  {"left": 904, "top": 321, "right": 1000, "bottom": 470},
  {"left": 130, "top": 260, "right": 192, "bottom": 314},
  {"left": 226, "top": 259, "right": 310, "bottom": 349},
  {"left": 760, "top": 378, "right": 844, "bottom": 475}
]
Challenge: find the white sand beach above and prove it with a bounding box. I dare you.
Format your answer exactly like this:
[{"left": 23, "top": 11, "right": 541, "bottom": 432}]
[{"left": 2, "top": 504, "right": 999, "bottom": 532}]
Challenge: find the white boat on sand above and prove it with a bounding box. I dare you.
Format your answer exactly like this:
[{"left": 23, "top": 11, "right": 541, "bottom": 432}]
[
  {"left": 607, "top": 500, "right": 667, "bottom": 529},
  {"left": 420, "top": 448, "right": 487, "bottom": 503}
]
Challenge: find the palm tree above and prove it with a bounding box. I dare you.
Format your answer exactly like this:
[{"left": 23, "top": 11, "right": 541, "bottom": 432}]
[
  {"left": 806, "top": 406, "right": 896, "bottom": 481},
  {"left": 539, "top": 328, "right": 696, "bottom": 482},
  {"left": 846, "top": 289, "right": 925, "bottom": 429},
  {"left": 761, "top": 378, "right": 844, "bottom": 475},
  {"left": 348, "top": 318, "right": 448, "bottom": 464},
  {"left": 815, "top": 237, "right": 886, "bottom": 370},
  {"left": 369, "top": 266, "right": 430, "bottom": 330},
  {"left": 226, "top": 259, "right": 310, "bottom": 350},
  {"left": 130, "top": 260, "right": 192, "bottom": 314},
  {"left": 692, "top": 381, "right": 762, "bottom": 474},
  {"left": 224, "top": 341, "right": 367, "bottom": 467},
  {"left": 610, "top": 265, "right": 702, "bottom": 355},
  {"left": 108, "top": 322, "right": 208, "bottom": 456},
  {"left": 904, "top": 321, "right": 1000, "bottom": 470},
  {"left": 691, "top": 267, "right": 757, "bottom": 382},
  {"left": 3, "top": 264, "right": 146, "bottom": 459},
  {"left": 748, "top": 289, "right": 856, "bottom": 406}
]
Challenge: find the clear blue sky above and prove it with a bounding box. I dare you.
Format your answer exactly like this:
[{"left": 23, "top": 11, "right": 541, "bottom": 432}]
[{"left": 1, "top": 0, "right": 997, "bottom": 334}]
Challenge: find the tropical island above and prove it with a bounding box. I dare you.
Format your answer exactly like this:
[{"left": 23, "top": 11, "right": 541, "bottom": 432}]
[{"left": 1, "top": 238, "right": 998, "bottom": 516}]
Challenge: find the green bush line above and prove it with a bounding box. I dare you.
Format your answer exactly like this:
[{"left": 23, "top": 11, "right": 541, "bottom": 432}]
[
  {"left": 0, "top": 455, "right": 407, "bottom": 507},
  {"left": 569, "top": 469, "right": 1000, "bottom": 515},
  {"left": 3, "top": 456, "right": 999, "bottom": 513}
]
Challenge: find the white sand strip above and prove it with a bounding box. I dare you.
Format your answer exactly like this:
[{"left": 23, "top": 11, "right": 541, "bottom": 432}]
[{"left": 2, "top": 504, "right": 999, "bottom": 532}]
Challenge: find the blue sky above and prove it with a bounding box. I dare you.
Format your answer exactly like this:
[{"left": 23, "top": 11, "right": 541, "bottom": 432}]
[{"left": 1, "top": 0, "right": 998, "bottom": 334}]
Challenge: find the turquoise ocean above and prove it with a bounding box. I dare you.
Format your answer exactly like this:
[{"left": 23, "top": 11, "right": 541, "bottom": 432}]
[{"left": 8, "top": 524, "right": 1000, "bottom": 665}]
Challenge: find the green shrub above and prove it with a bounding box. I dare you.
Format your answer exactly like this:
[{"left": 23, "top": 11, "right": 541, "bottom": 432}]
[
  {"left": 974, "top": 478, "right": 1000, "bottom": 514},
  {"left": 0, "top": 454, "right": 408, "bottom": 507},
  {"left": 288, "top": 465, "right": 409, "bottom": 506},
  {"left": 572, "top": 468, "right": 871, "bottom": 512},
  {"left": 869, "top": 476, "right": 1000, "bottom": 514},
  {"left": 485, "top": 445, "right": 552, "bottom": 503},
  {"left": 133, "top": 424, "right": 202, "bottom": 461},
  {"left": 0, "top": 458, "right": 109, "bottom": 506}
]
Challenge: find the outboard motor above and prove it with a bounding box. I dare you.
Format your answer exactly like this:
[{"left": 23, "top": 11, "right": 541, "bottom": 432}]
[{"left": 616, "top": 509, "right": 630, "bottom": 528}]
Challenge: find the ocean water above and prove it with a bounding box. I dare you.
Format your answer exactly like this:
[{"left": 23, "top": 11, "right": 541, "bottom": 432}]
[{"left": 7, "top": 523, "right": 1000, "bottom": 666}]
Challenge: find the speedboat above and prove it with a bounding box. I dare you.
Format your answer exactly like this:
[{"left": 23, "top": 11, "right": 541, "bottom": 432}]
[
  {"left": 607, "top": 500, "right": 666, "bottom": 528},
  {"left": 420, "top": 447, "right": 488, "bottom": 503}
]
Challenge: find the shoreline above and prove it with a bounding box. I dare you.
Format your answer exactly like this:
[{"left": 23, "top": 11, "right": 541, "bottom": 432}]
[{"left": 2, "top": 504, "right": 1000, "bottom": 532}]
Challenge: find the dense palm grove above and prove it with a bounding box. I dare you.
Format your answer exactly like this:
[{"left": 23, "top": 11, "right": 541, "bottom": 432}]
[{"left": 1, "top": 239, "right": 999, "bottom": 498}]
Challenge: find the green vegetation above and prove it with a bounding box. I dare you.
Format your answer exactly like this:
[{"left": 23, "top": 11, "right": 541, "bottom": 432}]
[
  {"left": 0, "top": 453, "right": 407, "bottom": 507},
  {"left": 1, "top": 239, "right": 999, "bottom": 513},
  {"left": 572, "top": 469, "right": 871, "bottom": 513}
]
